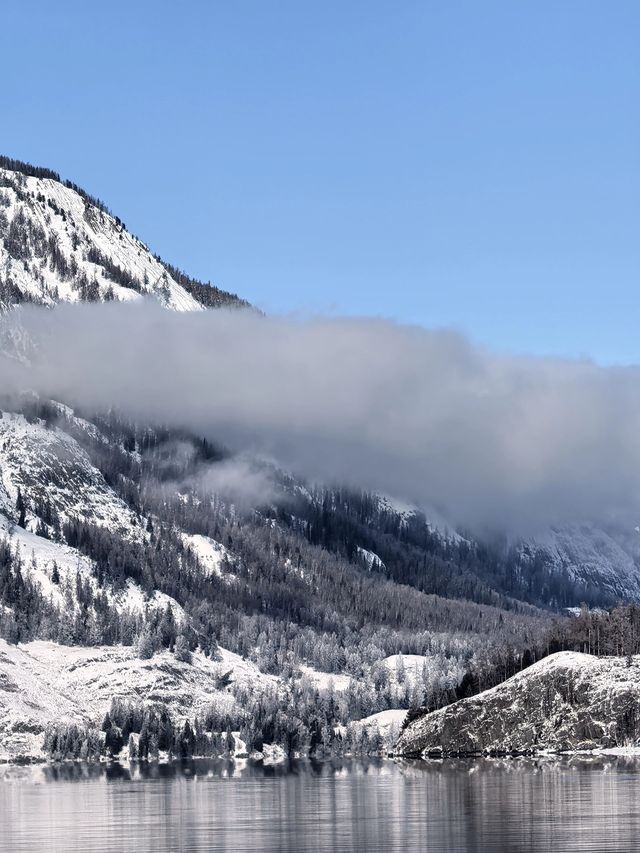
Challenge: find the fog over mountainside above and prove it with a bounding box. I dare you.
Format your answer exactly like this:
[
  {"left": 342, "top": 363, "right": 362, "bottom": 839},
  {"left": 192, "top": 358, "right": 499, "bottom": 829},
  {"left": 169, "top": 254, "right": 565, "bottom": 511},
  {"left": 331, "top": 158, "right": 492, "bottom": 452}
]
[
  {"left": 4, "top": 302, "right": 640, "bottom": 535},
  {"left": 3, "top": 160, "right": 640, "bottom": 537},
  {"left": 0, "top": 155, "right": 639, "bottom": 761}
]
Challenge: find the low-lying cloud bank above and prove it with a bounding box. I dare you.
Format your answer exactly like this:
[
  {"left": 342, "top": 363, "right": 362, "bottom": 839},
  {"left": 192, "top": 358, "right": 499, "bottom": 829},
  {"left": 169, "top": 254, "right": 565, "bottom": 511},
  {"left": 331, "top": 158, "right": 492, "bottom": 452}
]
[{"left": 2, "top": 300, "right": 640, "bottom": 533}]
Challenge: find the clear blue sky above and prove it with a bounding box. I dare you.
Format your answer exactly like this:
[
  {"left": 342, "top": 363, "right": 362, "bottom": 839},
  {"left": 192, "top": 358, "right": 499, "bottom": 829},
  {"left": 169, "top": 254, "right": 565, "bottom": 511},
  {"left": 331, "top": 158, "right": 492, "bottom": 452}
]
[{"left": 2, "top": 1, "right": 638, "bottom": 363}]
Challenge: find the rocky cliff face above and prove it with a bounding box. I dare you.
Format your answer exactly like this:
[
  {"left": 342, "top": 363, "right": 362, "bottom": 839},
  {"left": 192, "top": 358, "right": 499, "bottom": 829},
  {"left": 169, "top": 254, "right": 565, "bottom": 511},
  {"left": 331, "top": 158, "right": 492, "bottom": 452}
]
[{"left": 394, "top": 652, "right": 640, "bottom": 756}]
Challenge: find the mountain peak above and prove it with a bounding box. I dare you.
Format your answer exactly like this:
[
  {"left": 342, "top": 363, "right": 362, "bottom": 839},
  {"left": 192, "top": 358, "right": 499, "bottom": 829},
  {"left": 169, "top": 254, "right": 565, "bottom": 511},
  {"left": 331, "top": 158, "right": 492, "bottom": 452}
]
[{"left": 0, "top": 155, "right": 247, "bottom": 312}]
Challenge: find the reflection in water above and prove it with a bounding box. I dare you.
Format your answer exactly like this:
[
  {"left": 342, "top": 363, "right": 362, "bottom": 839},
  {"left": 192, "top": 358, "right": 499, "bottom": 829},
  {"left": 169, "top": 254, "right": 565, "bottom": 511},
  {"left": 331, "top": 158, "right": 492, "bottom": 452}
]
[{"left": 2, "top": 756, "right": 640, "bottom": 852}]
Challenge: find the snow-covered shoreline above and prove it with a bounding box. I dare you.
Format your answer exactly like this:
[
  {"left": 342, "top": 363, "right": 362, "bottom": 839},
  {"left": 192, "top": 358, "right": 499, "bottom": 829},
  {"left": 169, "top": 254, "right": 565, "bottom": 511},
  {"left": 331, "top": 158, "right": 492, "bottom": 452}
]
[{"left": 0, "top": 637, "right": 275, "bottom": 761}]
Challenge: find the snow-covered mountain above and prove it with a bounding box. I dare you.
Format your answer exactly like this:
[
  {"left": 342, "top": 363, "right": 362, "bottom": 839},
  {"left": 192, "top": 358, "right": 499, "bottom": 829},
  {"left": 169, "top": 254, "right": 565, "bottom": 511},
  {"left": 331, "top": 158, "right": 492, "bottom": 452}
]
[
  {"left": 0, "top": 156, "right": 246, "bottom": 311},
  {"left": 0, "top": 152, "right": 638, "bottom": 763},
  {"left": 1, "top": 154, "right": 638, "bottom": 609}
]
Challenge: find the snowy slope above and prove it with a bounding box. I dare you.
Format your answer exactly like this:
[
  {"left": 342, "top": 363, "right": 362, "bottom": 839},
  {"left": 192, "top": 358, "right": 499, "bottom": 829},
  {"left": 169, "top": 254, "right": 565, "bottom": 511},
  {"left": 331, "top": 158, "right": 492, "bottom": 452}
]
[
  {"left": 351, "top": 709, "right": 406, "bottom": 745},
  {"left": 394, "top": 651, "right": 640, "bottom": 756},
  {"left": 0, "top": 639, "right": 276, "bottom": 760},
  {"left": 0, "top": 512, "right": 185, "bottom": 623},
  {"left": 181, "top": 533, "right": 231, "bottom": 578},
  {"left": 0, "top": 410, "right": 193, "bottom": 623},
  {"left": 0, "top": 162, "right": 242, "bottom": 312},
  {"left": 523, "top": 522, "right": 640, "bottom": 601},
  {"left": 0, "top": 411, "right": 138, "bottom": 536},
  {"left": 297, "top": 665, "right": 353, "bottom": 693}
]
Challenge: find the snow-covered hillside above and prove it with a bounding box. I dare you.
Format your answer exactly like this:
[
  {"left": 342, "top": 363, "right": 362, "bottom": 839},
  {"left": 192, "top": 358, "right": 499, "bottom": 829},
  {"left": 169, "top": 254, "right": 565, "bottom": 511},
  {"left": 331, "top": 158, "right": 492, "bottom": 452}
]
[
  {"left": 0, "top": 408, "right": 192, "bottom": 641},
  {"left": 0, "top": 158, "right": 244, "bottom": 311},
  {"left": 350, "top": 709, "right": 406, "bottom": 743},
  {"left": 181, "top": 533, "right": 232, "bottom": 579},
  {"left": 0, "top": 411, "right": 138, "bottom": 536},
  {"left": 523, "top": 522, "right": 640, "bottom": 602},
  {"left": 0, "top": 512, "right": 182, "bottom": 621},
  {"left": 394, "top": 651, "right": 640, "bottom": 757},
  {"left": 0, "top": 638, "right": 275, "bottom": 760}
]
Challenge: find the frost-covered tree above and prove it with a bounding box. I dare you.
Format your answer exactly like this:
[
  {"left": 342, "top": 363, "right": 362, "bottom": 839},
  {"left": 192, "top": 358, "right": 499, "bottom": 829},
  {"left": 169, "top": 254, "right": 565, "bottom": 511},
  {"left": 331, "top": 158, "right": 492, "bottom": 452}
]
[
  {"left": 136, "top": 627, "right": 155, "bottom": 660},
  {"left": 174, "top": 634, "right": 192, "bottom": 664}
]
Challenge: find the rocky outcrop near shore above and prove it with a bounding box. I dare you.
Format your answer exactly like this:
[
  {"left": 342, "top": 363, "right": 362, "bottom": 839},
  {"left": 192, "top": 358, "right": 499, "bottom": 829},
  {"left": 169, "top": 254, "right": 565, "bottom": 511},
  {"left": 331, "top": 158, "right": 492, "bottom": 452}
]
[{"left": 394, "top": 652, "right": 640, "bottom": 756}]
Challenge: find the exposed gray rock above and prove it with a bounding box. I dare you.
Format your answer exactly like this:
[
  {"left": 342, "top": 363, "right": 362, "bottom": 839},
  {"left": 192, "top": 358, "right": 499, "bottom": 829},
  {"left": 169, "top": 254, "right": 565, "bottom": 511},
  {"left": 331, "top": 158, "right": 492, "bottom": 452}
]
[{"left": 394, "top": 652, "right": 640, "bottom": 756}]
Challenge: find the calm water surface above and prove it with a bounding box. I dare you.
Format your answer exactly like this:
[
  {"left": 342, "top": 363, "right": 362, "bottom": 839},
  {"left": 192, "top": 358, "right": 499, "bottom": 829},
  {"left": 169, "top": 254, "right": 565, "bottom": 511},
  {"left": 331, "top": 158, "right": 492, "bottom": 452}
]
[{"left": 2, "top": 756, "right": 640, "bottom": 852}]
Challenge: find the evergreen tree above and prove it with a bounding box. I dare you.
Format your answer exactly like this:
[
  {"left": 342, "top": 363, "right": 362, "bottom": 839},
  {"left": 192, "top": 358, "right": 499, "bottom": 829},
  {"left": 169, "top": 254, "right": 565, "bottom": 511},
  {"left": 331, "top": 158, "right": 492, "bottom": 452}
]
[{"left": 15, "top": 489, "right": 26, "bottom": 528}]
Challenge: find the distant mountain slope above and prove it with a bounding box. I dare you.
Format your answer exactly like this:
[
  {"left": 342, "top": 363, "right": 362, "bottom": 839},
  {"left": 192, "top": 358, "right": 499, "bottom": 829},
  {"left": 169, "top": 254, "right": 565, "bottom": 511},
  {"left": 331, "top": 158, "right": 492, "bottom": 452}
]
[
  {"left": 279, "top": 483, "right": 640, "bottom": 608},
  {"left": 521, "top": 523, "right": 640, "bottom": 604},
  {"left": 0, "top": 155, "right": 247, "bottom": 311}
]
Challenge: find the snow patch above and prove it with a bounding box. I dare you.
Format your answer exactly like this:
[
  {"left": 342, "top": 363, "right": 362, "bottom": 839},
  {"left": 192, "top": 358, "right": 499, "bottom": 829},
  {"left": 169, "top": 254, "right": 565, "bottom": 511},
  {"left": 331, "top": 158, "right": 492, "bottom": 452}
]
[
  {"left": 357, "top": 546, "right": 385, "bottom": 571},
  {"left": 182, "top": 533, "right": 231, "bottom": 578},
  {"left": 298, "top": 665, "right": 352, "bottom": 693}
]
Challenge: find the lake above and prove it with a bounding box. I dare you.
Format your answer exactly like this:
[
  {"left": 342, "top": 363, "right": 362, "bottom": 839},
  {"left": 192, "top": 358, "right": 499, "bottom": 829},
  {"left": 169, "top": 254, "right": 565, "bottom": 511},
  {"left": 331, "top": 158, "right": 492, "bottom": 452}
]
[{"left": 2, "top": 756, "right": 640, "bottom": 852}]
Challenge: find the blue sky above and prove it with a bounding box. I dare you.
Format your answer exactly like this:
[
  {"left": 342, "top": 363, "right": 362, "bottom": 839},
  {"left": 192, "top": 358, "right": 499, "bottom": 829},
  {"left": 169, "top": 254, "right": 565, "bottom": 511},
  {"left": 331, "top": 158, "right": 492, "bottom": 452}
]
[{"left": 2, "top": 1, "right": 638, "bottom": 363}]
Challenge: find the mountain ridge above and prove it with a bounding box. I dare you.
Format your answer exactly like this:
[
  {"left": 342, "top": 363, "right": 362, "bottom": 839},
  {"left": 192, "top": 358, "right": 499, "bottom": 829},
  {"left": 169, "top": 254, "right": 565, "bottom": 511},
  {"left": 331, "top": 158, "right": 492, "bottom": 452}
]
[{"left": 0, "top": 154, "right": 248, "bottom": 312}]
